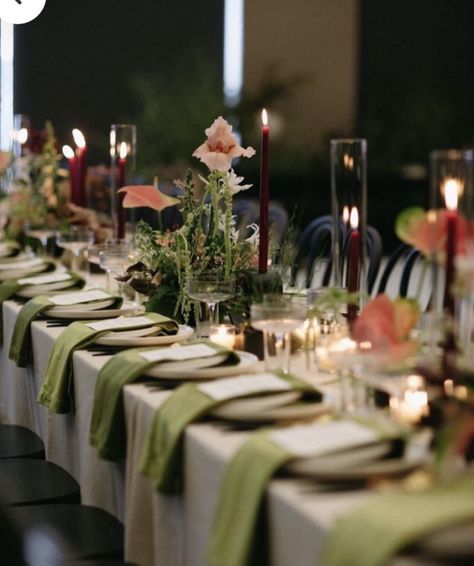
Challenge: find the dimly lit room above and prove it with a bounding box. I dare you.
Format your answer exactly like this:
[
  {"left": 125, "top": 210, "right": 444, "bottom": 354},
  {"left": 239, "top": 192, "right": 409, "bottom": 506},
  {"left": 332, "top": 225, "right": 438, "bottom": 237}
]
[{"left": 0, "top": 1, "right": 473, "bottom": 565}]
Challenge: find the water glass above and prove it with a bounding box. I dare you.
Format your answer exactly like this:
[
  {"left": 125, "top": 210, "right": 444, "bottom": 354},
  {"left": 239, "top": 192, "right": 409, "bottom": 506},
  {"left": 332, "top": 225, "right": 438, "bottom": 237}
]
[
  {"left": 24, "top": 222, "right": 56, "bottom": 256},
  {"left": 251, "top": 298, "right": 307, "bottom": 373},
  {"left": 99, "top": 245, "right": 132, "bottom": 296},
  {"left": 56, "top": 226, "right": 94, "bottom": 274},
  {"left": 187, "top": 274, "right": 236, "bottom": 338}
]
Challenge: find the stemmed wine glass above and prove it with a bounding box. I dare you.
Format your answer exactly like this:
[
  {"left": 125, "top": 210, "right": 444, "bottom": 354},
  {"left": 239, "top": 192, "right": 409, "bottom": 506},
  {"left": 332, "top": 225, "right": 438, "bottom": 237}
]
[
  {"left": 187, "top": 273, "right": 236, "bottom": 337},
  {"left": 56, "top": 226, "right": 94, "bottom": 274},
  {"left": 25, "top": 221, "right": 57, "bottom": 256},
  {"left": 251, "top": 296, "right": 307, "bottom": 373},
  {"left": 99, "top": 244, "right": 133, "bottom": 297}
]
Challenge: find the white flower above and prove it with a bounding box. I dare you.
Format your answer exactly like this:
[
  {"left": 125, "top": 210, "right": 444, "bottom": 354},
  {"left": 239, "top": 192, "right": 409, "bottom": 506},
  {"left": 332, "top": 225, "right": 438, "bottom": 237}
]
[{"left": 227, "top": 169, "right": 252, "bottom": 195}]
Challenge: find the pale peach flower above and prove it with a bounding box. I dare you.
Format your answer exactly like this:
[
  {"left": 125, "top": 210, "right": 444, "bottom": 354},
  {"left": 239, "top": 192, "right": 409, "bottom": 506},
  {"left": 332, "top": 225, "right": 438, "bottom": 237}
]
[
  {"left": 193, "top": 116, "right": 255, "bottom": 172},
  {"left": 0, "top": 151, "right": 12, "bottom": 175}
]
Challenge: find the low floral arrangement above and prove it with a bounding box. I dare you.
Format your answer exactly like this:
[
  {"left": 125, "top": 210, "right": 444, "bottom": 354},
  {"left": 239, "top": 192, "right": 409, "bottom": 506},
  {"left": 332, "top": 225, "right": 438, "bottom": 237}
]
[
  {"left": 0, "top": 122, "right": 70, "bottom": 239},
  {"left": 120, "top": 116, "right": 260, "bottom": 322}
]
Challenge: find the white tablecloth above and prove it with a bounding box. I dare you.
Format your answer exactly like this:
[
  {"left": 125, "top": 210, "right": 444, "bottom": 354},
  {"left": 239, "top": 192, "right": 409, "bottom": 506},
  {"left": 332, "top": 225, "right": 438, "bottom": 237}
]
[{"left": 1, "top": 299, "right": 373, "bottom": 566}]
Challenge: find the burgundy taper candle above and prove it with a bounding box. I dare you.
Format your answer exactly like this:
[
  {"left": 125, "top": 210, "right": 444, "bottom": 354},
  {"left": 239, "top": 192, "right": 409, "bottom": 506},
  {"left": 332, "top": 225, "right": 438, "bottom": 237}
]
[
  {"left": 259, "top": 109, "right": 269, "bottom": 273},
  {"left": 117, "top": 142, "right": 127, "bottom": 239},
  {"left": 62, "top": 145, "right": 78, "bottom": 205},
  {"left": 72, "top": 129, "right": 87, "bottom": 207},
  {"left": 346, "top": 207, "right": 360, "bottom": 324}
]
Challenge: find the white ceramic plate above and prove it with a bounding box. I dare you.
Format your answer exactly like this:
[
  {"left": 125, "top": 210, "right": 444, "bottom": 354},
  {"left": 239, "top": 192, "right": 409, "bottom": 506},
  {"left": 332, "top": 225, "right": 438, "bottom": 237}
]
[
  {"left": 0, "top": 251, "right": 29, "bottom": 262},
  {"left": 212, "top": 393, "right": 331, "bottom": 422},
  {"left": 46, "top": 298, "right": 115, "bottom": 312},
  {"left": 43, "top": 301, "right": 139, "bottom": 320},
  {"left": 144, "top": 350, "right": 259, "bottom": 380},
  {"left": 17, "top": 278, "right": 80, "bottom": 298},
  {"left": 95, "top": 324, "right": 194, "bottom": 347},
  {"left": 286, "top": 446, "right": 426, "bottom": 481},
  {"left": 0, "top": 263, "right": 49, "bottom": 280}
]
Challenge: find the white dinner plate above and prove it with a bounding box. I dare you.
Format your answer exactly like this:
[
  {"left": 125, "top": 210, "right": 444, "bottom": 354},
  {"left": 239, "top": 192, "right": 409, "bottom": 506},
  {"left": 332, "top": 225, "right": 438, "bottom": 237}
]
[
  {"left": 95, "top": 324, "right": 194, "bottom": 346},
  {"left": 46, "top": 298, "right": 115, "bottom": 312},
  {"left": 144, "top": 350, "right": 259, "bottom": 380},
  {"left": 286, "top": 445, "right": 426, "bottom": 482},
  {"left": 17, "top": 278, "right": 80, "bottom": 298},
  {"left": 43, "top": 301, "right": 139, "bottom": 319},
  {"left": 0, "top": 262, "right": 49, "bottom": 280},
  {"left": 212, "top": 392, "right": 331, "bottom": 422},
  {"left": 0, "top": 251, "right": 29, "bottom": 262}
]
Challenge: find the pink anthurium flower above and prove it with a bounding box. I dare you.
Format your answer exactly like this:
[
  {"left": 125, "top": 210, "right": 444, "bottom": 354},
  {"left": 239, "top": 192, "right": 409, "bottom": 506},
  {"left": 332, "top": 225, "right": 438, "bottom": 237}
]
[
  {"left": 193, "top": 116, "right": 255, "bottom": 172},
  {"left": 118, "top": 185, "right": 180, "bottom": 211},
  {"left": 352, "top": 294, "right": 420, "bottom": 362},
  {"left": 395, "top": 207, "right": 469, "bottom": 258}
]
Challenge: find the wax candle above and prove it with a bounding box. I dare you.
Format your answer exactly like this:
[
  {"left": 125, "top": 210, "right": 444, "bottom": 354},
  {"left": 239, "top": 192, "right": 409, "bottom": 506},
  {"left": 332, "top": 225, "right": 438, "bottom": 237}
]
[
  {"left": 259, "top": 109, "right": 269, "bottom": 273},
  {"left": 117, "top": 142, "right": 128, "bottom": 239},
  {"left": 209, "top": 325, "right": 236, "bottom": 350},
  {"left": 443, "top": 179, "right": 459, "bottom": 317},
  {"left": 62, "top": 145, "right": 77, "bottom": 205},
  {"left": 346, "top": 206, "right": 360, "bottom": 324},
  {"left": 389, "top": 375, "right": 429, "bottom": 425},
  {"left": 72, "top": 128, "right": 87, "bottom": 207}
]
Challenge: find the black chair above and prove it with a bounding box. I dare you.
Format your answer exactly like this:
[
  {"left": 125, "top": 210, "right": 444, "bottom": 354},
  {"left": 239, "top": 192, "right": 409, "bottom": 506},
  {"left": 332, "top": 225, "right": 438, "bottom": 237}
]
[
  {"left": 0, "top": 425, "right": 45, "bottom": 460},
  {"left": 12, "top": 504, "right": 124, "bottom": 562},
  {"left": 0, "top": 459, "right": 80, "bottom": 506}
]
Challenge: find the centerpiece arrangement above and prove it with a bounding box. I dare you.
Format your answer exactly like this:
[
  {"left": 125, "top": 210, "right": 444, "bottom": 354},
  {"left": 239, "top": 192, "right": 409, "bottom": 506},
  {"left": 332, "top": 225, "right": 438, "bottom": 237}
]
[{"left": 120, "top": 116, "right": 260, "bottom": 322}]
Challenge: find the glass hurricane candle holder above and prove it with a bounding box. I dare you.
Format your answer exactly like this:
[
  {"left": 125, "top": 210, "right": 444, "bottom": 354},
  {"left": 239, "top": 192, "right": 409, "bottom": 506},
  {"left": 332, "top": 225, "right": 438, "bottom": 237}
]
[
  {"left": 110, "top": 124, "right": 137, "bottom": 239},
  {"left": 330, "top": 139, "right": 367, "bottom": 315}
]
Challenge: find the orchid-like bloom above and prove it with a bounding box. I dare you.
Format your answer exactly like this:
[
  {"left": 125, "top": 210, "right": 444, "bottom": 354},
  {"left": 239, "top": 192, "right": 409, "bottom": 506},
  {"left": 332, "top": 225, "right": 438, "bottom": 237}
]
[
  {"left": 227, "top": 169, "right": 253, "bottom": 195},
  {"left": 0, "top": 151, "right": 12, "bottom": 175},
  {"left": 396, "top": 207, "right": 468, "bottom": 258},
  {"left": 193, "top": 116, "right": 255, "bottom": 172},
  {"left": 118, "top": 185, "right": 180, "bottom": 212}
]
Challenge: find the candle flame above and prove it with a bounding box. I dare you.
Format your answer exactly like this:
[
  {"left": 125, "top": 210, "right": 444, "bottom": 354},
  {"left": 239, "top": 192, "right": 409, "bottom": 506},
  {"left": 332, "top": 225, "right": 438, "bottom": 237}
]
[
  {"left": 119, "top": 141, "right": 128, "bottom": 160},
  {"left": 342, "top": 206, "right": 350, "bottom": 224},
  {"left": 349, "top": 206, "right": 359, "bottom": 230},
  {"left": 62, "top": 145, "right": 75, "bottom": 159},
  {"left": 17, "top": 128, "right": 28, "bottom": 144},
  {"left": 261, "top": 108, "right": 268, "bottom": 126},
  {"left": 444, "top": 178, "right": 460, "bottom": 211},
  {"left": 110, "top": 130, "right": 116, "bottom": 147},
  {"left": 72, "top": 128, "right": 86, "bottom": 149}
]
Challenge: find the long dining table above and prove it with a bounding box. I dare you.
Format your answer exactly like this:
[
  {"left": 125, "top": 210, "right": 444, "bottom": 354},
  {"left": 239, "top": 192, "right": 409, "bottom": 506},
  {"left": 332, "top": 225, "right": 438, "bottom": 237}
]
[{"left": 0, "top": 297, "right": 380, "bottom": 566}]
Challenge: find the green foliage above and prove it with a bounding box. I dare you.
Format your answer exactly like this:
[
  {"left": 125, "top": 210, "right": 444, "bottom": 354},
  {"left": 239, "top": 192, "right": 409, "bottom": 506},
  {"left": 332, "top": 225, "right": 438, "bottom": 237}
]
[{"left": 308, "top": 287, "right": 360, "bottom": 320}]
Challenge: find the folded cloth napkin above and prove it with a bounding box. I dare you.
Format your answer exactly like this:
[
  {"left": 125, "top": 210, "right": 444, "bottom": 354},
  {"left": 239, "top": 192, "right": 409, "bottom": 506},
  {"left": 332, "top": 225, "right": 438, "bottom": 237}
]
[
  {"left": 0, "top": 241, "right": 21, "bottom": 259},
  {"left": 9, "top": 291, "right": 123, "bottom": 367},
  {"left": 90, "top": 341, "right": 238, "bottom": 461},
  {"left": 320, "top": 472, "right": 474, "bottom": 566},
  {"left": 0, "top": 266, "right": 82, "bottom": 343},
  {"left": 208, "top": 419, "right": 399, "bottom": 566},
  {"left": 37, "top": 313, "right": 178, "bottom": 414},
  {"left": 139, "top": 371, "right": 322, "bottom": 495}
]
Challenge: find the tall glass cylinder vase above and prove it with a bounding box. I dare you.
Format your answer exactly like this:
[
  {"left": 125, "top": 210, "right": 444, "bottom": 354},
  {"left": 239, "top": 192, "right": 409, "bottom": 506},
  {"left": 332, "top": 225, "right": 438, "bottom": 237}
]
[
  {"left": 430, "top": 149, "right": 474, "bottom": 358},
  {"left": 110, "top": 124, "right": 136, "bottom": 241},
  {"left": 330, "top": 139, "right": 367, "bottom": 315}
]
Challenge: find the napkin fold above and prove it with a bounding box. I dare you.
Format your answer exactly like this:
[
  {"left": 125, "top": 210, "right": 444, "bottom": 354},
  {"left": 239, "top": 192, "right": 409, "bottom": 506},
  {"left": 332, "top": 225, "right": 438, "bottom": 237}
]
[
  {"left": 208, "top": 419, "right": 396, "bottom": 566},
  {"left": 90, "top": 341, "right": 237, "bottom": 461},
  {"left": 9, "top": 292, "right": 123, "bottom": 367},
  {"left": 320, "top": 473, "right": 474, "bottom": 566},
  {"left": 37, "top": 313, "right": 177, "bottom": 414},
  {"left": 139, "top": 372, "right": 322, "bottom": 495},
  {"left": 0, "top": 265, "right": 81, "bottom": 343}
]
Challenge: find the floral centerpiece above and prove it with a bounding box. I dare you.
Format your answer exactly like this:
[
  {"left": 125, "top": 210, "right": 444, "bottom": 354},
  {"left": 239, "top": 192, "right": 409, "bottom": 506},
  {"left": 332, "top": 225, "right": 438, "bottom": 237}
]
[
  {"left": 1, "top": 122, "right": 70, "bottom": 239},
  {"left": 121, "top": 116, "right": 259, "bottom": 322}
]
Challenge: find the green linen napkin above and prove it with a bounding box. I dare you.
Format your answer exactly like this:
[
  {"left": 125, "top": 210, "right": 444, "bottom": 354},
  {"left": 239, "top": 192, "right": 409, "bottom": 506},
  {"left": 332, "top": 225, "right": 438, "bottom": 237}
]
[
  {"left": 139, "top": 371, "right": 322, "bottom": 495},
  {"left": 320, "top": 472, "right": 474, "bottom": 566},
  {"left": 0, "top": 265, "right": 81, "bottom": 343},
  {"left": 9, "top": 292, "right": 123, "bottom": 368},
  {"left": 37, "top": 312, "right": 178, "bottom": 414},
  {"left": 208, "top": 419, "right": 399, "bottom": 566},
  {"left": 90, "top": 341, "right": 238, "bottom": 461}
]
